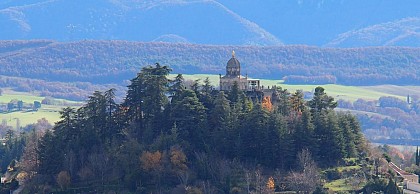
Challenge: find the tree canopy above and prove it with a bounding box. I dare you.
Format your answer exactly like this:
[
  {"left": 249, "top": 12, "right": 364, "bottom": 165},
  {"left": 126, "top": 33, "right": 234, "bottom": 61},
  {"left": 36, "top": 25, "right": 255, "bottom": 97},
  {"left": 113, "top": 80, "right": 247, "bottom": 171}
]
[{"left": 18, "top": 64, "right": 366, "bottom": 193}]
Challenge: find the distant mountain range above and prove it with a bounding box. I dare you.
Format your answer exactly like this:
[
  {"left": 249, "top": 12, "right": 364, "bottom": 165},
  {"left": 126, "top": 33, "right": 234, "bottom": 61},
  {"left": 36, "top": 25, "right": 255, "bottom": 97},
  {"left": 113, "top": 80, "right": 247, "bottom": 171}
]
[
  {"left": 0, "top": 0, "right": 419, "bottom": 47},
  {"left": 1, "top": 40, "right": 419, "bottom": 84},
  {"left": 326, "top": 17, "right": 420, "bottom": 47},
  {"left": 0, "top": 40, "right": 419, "bottom": 100}
]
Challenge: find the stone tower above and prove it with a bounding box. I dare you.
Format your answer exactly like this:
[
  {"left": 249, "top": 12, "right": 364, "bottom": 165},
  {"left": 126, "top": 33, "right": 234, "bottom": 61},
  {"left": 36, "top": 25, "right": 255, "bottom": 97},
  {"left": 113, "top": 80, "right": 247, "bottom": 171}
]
[{"left": 219, "top": 51, "right": 249, "bottom": 91}]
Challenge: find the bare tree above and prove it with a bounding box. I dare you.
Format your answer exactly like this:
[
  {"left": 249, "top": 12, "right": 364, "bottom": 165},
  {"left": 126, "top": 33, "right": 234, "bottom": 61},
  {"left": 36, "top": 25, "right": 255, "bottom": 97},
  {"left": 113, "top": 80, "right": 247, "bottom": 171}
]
[
  {"left": 245, "top": 170, "right": 252, "bottom": 194},
  {"left": 57, "top": 171, "right": 71, "bottom": 190},
  {"left": 20, "top": 131, "right": 43, "bottom": 176},
  {"left": 254, "top": 169, "right": 265, "bottom": 194},
  {"left": 350, "top": 171, "right": 366, "bottom": 191},
  {"left": 287, "top": 149, "right": 319, "bottom": 193}
]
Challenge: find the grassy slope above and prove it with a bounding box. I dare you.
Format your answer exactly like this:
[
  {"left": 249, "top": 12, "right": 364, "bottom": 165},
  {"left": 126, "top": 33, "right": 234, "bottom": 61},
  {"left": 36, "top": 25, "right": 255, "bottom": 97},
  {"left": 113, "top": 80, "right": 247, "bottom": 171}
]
[
  {"left": 0, "top": 90, "right": 81, "bottom": 129},
  {"left": 324, "top": 178, "right": 355, "bottom": 192}
]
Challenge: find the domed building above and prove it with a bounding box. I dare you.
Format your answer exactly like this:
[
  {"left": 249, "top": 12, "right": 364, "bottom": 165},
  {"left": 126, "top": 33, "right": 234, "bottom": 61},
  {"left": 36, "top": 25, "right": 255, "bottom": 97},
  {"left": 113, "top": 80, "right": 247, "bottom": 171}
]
[{"left": 219, "top": 51, "right": 261, "bottom": 91}]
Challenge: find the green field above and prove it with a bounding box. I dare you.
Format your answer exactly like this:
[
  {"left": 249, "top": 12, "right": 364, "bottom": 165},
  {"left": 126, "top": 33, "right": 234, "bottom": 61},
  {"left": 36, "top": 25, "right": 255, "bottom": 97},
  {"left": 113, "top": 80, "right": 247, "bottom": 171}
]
[
  {"left": 179, "top": 74, "right": 411, "bottom": 102},
  {"left": 324, "top": 178, "right": 357, "bottom": 192},
  {"left": 0, "top": 89, "right": 81, "bottom": 129},
  {"left": 1, "top": 74, "right": 418, "bottom": 130}
]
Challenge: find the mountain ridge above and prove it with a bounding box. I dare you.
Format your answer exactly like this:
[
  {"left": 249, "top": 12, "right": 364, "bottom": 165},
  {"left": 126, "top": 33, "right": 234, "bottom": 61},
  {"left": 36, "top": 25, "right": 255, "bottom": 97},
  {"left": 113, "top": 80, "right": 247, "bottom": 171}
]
[
  {"left": 326, "top": 17, "right": 420, "bottom": 47},
  {"left": 0, "top": 40, "right": 419, "bottom": 87},
  {"left": 0, "top": 0, "right": 282, "bottom": 46},
  {"left": 1, "top": 0, "right": 419, "bottom": 47}
]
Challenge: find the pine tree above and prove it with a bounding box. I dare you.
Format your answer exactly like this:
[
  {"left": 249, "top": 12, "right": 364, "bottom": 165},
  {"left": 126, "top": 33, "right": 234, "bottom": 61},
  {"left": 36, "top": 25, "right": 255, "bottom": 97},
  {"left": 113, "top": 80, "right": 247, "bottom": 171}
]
[
  {"left": 38, "top": 130, "right": 62, "bottom": 175},
  {"left": 104, "top": 88, "right": 119, "bottom": 143},
  {"left": 54, "top": 107, "right": 77, "bottom": 146},
  {"left": 308, "top": 87, "right": 337, "bottom": 114},
  {"left": 290, "top": 90, "right": 305, "bottom": 115},
  {"left": 265, "top": 112, "right": 286, "bottom": 167},
  {"left": 200, "top": 77, "right": 215, "bottom": 111},
  {"left": 228, "top": 81, "right": 241, "bottom": 104},
  {"left": 124, "top": 63, "right": 171, "bottom": 141},
  {"left": 347, "top": 114, "right": 365, "bottom": 154},
  {"left": 315, "top": 111, "right": 345, "bottom": 166},
  {"left": 385, "top": 178, "right": 401, "bottom": 194},
  {"left": 171, "top": 89, "right": 208, "bottom": 152},
  {"left": 272, "top": 86, "right": 290, "bottom": 116},
  {"left": 169, "top": 74, "right": 185, "bottom": 103},
  {"left": 240, "top": 103, "right": 269, "bottom": 162},
  {"left": 293, "top": 108, "right": 316, "bottom": 158},
  {"left": 209, "top": 91, "right": 232, "bottom": 155},
  {"left": 124, "top": 71, "right": 146, "bottom": 122},
  {"left": 338, "top": 113, "right": 357, "bottom": 158}
]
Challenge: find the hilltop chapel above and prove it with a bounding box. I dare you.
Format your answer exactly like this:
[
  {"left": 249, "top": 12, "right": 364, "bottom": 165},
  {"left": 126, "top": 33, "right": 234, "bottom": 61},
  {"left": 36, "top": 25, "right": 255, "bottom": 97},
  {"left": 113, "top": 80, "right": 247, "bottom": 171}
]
[
  {"left": 218, "top": 51, "right": 281, "bottom": 110},
  {"left": 219, "top": 51, "right": 261, "bottom": 91}
]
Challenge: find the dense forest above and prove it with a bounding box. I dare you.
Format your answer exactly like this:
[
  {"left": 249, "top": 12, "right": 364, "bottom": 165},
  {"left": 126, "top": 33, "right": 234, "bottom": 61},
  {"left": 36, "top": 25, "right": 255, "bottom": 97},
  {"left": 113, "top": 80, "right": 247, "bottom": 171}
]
[
  {"left": 0, "top": 63, "right": 376, "bottom": 193},
  {"left": 0, "top": 41, "right": 419, "bottom": 96},
  {"left": 0, "top": 75, "right": 125, "bottom": 101}
]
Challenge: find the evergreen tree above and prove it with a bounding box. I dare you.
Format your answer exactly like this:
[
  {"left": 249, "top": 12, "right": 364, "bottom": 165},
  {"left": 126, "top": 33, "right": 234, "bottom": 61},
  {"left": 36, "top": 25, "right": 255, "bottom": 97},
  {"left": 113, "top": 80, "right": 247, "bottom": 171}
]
[
  {"left": 347, "top": 113, "right": 365, "bottom": 154},
  {"left": 54, "top": 107, "right": 77, "bottom": 146},
  {"left": 38, "top": 130, "right": 62, "bottom": 175},
  {"left": 290, "top": 90, "right": 306, "bottom": 114},
  {"left": 200, "top": 77, "right": 215, "bottom": 111},
  {"left": 228, "top": 81, "right": 241, "bottom": 104},
  {"left": 84, "top": 91, "right": 107, "bottom": 143},
  {"left": 293, "top": 108, "right": 316, "bottom": 158},
  {"left": 26, "top": 66, "right": 369, "bottom": 192},
  {"left": 124, "top": 71, "right": 146, "bottom": 123},
  {"left": 272, "top": 86, "right": 290, "bottom": 116},
  {"left": 103, "top": 88, "right": 119, "bottom": 143},
  {"left": 385, "top": 178, "right": 401, "bottom": 194},
  {"left": 209, "top": 91, "right": 232, "bottom": 155},
  {"left": 171, "top": 89, "right": 208, "bottom": 152},
  {"left": 315, "top": 111, "right": 345, "bottom": 166},
  {"left": 240, "top": 103, "right": 269, "bottom": 163},
  {"left": 124, "top": 63, "right": 171, "bottom": 141},
  {"left": 265, "top": 112, "right": 287, "bottom": 167},
  {"left": 308, "top": 87, "right": 337, "bottom": 114},
  {"left": 169, "top": 74, "right": 185, "bottom": 103},
  {"left": 338, "top": 113, "right": 357, "bottom": 158},
  {"left": 190, "top": 79, "right": 201, "bottom": 97}
]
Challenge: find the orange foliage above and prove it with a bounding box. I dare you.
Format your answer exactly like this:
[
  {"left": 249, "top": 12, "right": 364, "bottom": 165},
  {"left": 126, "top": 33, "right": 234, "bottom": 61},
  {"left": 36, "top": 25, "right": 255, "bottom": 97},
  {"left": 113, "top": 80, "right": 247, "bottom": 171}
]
[
  {"left": 170, "top": 147, "right": 188, "bottom": 173},
  {"left": 262, "top": 96, "right": 273, "bottom": 111},
  {"left": 266, "top": 176, "right": 275, "bottom": 191},
  {"left": 140, "top": 151, "right": 163, "bottom": 172}
]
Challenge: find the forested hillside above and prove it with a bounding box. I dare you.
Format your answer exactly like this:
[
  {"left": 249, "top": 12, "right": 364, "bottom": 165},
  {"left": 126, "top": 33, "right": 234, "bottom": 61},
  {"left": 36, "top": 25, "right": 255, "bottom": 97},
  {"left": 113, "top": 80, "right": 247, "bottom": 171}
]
[
  {"left": 0, "top": 40, "right": 419, "bottom": 93},
  {"left": 2, "top": 64, "right": 372, "bottom": 193}
]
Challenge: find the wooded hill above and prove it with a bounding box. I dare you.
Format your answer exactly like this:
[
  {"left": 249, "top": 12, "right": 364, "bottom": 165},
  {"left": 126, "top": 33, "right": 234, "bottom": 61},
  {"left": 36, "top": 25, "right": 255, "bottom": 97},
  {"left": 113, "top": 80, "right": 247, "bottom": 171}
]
[
  {"left": 6, "top": 64, "right": 368, "bottom": 193},
  {"left": 0, "top": 40, "right": 419, "bottom": 89}
]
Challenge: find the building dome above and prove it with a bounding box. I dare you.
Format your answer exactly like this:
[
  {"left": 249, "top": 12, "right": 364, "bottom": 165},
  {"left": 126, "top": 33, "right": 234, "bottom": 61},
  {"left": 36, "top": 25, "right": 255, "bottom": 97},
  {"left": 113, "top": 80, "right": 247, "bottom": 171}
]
[
  {"left": 227, "top": 57, "right": 240, "bottom": 68},
  {"left": 226, "top": 51, "right": 241, "bottom": 77}
]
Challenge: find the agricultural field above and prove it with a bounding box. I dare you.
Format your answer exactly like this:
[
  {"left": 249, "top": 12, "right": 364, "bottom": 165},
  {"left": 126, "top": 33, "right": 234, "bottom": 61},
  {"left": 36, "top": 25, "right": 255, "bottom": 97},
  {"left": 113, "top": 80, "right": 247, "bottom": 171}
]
[
  {"left": 1, "top": 74, "right": 418, "bottom": 131},
  {"left": 181, "top": 74, "right": 413, "bottom": 102},
  {"left": 0, "top": 89, "right": 81, "bottom": 129}
]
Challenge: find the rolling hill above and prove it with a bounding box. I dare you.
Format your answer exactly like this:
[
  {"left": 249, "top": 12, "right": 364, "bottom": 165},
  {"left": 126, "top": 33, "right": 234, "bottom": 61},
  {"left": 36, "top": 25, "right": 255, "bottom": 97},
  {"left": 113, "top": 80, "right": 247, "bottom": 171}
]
[{"left": 0, "top": 40, "right": 419, "bottom": 87}]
